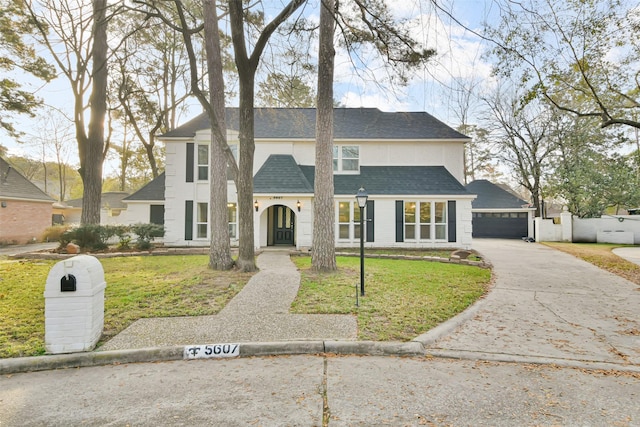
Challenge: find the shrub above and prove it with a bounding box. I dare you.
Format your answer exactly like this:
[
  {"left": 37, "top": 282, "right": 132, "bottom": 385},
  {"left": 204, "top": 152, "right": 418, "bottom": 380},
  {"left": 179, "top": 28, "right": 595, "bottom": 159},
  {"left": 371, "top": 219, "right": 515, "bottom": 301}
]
[
  {"left": 41, "top": 225, "right": 71, "bottom": 243},
  {"left": 130, "top": 223, "right": 164, "bottom": 250},
  {"left": 111, "top": 225, "right": 132, "bottom": 250},
  {"left": 61, "top": 224, "right": 109, "bottom": 251}
]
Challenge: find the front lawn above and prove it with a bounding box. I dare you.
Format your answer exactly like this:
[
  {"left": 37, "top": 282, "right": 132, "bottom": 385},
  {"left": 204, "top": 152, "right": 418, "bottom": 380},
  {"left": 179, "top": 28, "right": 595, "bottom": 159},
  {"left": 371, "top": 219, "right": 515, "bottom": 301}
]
[
  {"left": 0, "top": 253, "right": 491, "bottom": 358},
  {"left": 0, "top": 256, "right": 253, "bottom": 358},
  {"left": 291, "top": 256, "right": 491, "bottom": 341}
]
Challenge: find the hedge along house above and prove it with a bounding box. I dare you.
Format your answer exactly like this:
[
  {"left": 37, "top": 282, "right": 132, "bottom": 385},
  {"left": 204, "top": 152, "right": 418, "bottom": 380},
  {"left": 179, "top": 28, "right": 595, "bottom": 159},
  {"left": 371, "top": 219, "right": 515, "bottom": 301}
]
[{"left": 157, "top": 108, "right": 476, "bottom": 250}]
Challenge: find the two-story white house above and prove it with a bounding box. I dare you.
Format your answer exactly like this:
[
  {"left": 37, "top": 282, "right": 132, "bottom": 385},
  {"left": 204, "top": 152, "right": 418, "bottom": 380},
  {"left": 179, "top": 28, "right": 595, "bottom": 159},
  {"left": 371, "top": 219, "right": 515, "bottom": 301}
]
[{"left": 135, "top": 107, "right": 475, "bottom": 250}]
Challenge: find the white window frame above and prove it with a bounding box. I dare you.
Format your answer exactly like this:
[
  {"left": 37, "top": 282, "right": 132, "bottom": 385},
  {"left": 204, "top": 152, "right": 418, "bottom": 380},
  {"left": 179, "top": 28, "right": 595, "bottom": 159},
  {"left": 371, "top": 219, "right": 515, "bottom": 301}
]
[
  {"left": 337, "top": 200, "right": 363, "bottom": 242},
  {"left": 333, "top": 145, "right": 360, "bottom": 173},
  {"left": 405, "top": 201, "right": 447, "bottom": 242},
  {"left": 227, "top": 202, "right": 237, "bottom": 239},
  {"left": 197, "top": 144, "right": 209, "bottom": 181},
  {"left": 196, "top": 202, "right": 208, "bottom": 239}
]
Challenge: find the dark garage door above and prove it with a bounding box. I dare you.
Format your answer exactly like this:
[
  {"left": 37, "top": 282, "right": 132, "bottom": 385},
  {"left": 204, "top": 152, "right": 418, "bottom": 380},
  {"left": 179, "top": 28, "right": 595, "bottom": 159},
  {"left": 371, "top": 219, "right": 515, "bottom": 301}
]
[{"left": 472, "top": 212, "right": 528, "bottom": 239}]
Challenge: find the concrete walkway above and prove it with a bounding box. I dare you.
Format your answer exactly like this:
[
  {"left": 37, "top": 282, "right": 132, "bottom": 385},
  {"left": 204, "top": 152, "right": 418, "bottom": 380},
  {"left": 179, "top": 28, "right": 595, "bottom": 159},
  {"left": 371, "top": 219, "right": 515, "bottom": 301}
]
[
  {"left": 99, "top": 250, "right": 357, "bottom": 351},
  {"left": 418, "top": 239, "right": 640, "bottom": 366}
]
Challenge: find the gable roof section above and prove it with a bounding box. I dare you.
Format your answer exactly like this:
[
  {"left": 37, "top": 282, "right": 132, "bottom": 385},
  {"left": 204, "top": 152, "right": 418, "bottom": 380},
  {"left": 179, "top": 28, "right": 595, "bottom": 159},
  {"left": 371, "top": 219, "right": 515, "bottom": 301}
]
[
  {"left": 253, "top": 155, "right": 470, "bottom": 196},
  {"left": 465, "top": 179, "right": 530, "bottom": 209},
  {"left": 254, "top": 155, "right": 314, "bottom": 193},
  {"left": 0, "top": 157, "right": 54, "bottom": 202},
  {"left": 123, "top": 173, "right": 166, "bottom": 201},
  {"left": 161, "top": 108, "right": 469, "bottom": 140}
]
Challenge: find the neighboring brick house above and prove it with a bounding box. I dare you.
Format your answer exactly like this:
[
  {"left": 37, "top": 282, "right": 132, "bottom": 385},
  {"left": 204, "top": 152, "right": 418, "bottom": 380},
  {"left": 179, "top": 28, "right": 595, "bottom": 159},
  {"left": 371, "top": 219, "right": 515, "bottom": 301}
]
[
  {"left": 146, "top": 107, "right": 476, "bottom": 250},
  {"left": 0, "top": 157, "right": 55, "bottom": 244}
]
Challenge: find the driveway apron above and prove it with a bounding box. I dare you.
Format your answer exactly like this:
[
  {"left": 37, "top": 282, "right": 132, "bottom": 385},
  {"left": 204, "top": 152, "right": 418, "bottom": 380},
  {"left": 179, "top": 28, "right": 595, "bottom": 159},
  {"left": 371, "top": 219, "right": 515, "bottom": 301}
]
[{"left": 427, "top": 239, "right": 640, "bottom": 365}]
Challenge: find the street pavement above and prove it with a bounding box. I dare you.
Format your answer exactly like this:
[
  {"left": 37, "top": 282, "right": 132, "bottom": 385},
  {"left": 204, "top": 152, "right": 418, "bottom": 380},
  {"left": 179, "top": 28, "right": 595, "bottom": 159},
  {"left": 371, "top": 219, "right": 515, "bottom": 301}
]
[{"left": 1, "top": 239, "right": 640, "bottom": 425}]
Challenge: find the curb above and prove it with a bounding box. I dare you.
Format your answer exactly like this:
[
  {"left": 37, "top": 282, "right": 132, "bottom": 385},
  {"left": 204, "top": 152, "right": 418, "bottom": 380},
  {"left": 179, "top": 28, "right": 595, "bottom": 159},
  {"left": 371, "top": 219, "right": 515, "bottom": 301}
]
[
  {"left": 427, "top": 349, "right": 640, "bottom": 374},
  {"left": 0, "top": 340, "right": 427, "bottom": 375}
]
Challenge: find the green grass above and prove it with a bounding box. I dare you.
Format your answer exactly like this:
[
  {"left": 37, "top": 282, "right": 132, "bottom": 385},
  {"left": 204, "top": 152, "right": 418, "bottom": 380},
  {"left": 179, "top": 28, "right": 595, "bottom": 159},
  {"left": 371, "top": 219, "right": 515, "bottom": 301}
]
[
  {"left": 291, "top": 256, "right": 491, "bottom": 341},
  {"left": 0, "top": 256, "right": 253, "bottom": 358}
]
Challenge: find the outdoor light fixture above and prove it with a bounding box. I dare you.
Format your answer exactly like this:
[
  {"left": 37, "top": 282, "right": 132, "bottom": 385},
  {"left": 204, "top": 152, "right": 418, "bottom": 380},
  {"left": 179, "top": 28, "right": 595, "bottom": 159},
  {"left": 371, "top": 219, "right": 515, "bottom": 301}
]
[
  {"left": 297, "top": 200, "right": 301, "bottom": 212},
  {"left": 355, "top": 187, "right": 368, "bottom": 296},
  {"left": 254, "top": 200, "right": 259, "bottom": 212}
]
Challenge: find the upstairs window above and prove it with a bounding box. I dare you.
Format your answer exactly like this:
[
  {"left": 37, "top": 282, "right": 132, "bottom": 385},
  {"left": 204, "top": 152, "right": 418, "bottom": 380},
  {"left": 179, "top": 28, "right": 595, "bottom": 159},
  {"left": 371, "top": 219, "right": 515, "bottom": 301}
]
[
  {"left": 197, "top": 144, "right": 208, "bottom": 180},
  {"left": 333, "top": 145, "right": 359, "bottom": 172}
]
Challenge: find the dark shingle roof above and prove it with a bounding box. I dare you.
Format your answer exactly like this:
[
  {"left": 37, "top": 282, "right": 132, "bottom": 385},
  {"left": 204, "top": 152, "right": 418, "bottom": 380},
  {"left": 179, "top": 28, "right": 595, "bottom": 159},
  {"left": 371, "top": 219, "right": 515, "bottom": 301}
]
[
  {"left": 254, "top": 155, "right": 313, "bottom": 193},
  {"left": 254, "top": 155, "right": 470, "bottom": 196},
  {"left": 465, "top": 180, "right": 530, "bottom": 209},
  {"left": 0, "top": 157, "right": 54, "bottom": 202},
  {"left": 161, "top": 108, "right": 469, "bottom": 140},
  {"left": 65, "top": 192, "right": 130, "bottom": 209},
  {"left": 123, "top": 173, "right": 166, "bottom": 201}
]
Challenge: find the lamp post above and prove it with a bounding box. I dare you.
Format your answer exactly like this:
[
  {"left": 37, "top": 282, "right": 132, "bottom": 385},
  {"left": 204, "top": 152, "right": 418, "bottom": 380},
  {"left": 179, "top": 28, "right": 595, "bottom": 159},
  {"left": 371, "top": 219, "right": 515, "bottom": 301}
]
[{"left": 356, "top": 187, "right": 368, "bottom": 296}]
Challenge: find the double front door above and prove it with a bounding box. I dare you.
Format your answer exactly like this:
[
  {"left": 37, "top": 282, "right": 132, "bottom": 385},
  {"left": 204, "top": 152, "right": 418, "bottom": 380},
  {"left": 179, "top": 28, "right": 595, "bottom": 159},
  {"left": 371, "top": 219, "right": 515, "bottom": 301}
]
[{"left": 272, "top": 205, "right": 294, "bottom": 245}]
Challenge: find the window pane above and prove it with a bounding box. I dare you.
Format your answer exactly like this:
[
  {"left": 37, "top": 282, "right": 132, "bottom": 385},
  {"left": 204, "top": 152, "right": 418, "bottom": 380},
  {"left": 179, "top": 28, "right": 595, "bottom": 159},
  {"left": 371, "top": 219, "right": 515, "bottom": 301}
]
[
  {"left": 342, "top": 146, "right": 358, "bottom": 158},
  {"left": 435, "top": 224, "right": 446, "bottom": 240},
  {"left": 228, "top": 224, "right": 236, "bottom": 238},
  {"left": 405, "top": 202, "right": 416, "bottom": 223},
  {"left": 197, "top": 203, "right": 208, "bottom": 222},
  {"left": 197, "top": 224, "right": 207, "bottom": 238},
  {"left": 227, "top": 203, "right": 236, "bottom": 222},
  {"left": 339, "top": 224, "right": 350, "bottom": 239},
  {"left": 353, "top": 204, "right": 360, "bottom": 222},
  {"left": 338, "top": 202, "right": 350, "bottom": 222},
  {"left": 420, "top": 224, "right": 431, "bottom": 240},
  {"left": 342, "top": 159, "right": 359, "bottom": 171},
  {"left": 435, "top": 202, "right": 446, "bottom": 223},
  {"left": 198, "top": 145, "right": 208, "bottom": 164},
  {"left": 420, "top": 202, "right": 431, "bottom": 223},
  {"left": 405, "top": 224, "right": 415, "bottom": 239},
  {"left": 354, "top": 223, "right": 361, "bottom": 239},
  {"left": 198, "top": 166, "right": 208, "bottom": 180}
]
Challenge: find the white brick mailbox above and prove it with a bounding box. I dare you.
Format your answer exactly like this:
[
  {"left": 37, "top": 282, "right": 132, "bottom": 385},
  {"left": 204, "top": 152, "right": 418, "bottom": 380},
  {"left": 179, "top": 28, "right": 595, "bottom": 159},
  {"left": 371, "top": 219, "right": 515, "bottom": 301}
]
[{"left": 44, "top": 255, "right": 106, "bottom": 354}]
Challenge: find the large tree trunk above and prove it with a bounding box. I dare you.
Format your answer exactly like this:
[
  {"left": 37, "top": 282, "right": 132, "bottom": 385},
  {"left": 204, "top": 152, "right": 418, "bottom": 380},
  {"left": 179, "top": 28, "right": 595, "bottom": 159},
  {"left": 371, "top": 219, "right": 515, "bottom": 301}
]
[
  {"left": 312, "top": 0, "right": 337, "bottom": 271},
  {"left": 236, "top": 70, "right": 257, "bottom": 272},
  {"left": 203, "top": 0, "right": 234, "bottom": 270},
  {"left": 81, "top": 0, "right": 108, "bottom": 225}
]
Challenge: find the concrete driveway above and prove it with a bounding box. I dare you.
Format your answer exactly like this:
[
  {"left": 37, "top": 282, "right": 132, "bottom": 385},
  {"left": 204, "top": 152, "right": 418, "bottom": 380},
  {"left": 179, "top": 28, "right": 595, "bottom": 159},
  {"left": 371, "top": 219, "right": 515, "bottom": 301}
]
[{"left": 421, "top": 239, "right": 640, "bottom": 366}]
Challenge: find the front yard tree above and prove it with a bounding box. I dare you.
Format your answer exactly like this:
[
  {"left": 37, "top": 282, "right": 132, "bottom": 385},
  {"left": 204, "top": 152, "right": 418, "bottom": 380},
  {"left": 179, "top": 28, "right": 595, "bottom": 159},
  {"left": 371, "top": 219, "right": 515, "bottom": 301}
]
[
  {"left": 312, "top": 0, "right": 435, "bottom": 271},
  {"left": 110, "top": 6, "right": 193, "bottom": 180},
  {"left": 0, "top": 0, "right": 55, "bottom": 136},
  {"left": 482, "top": 85, "right": 557, "bottom": 216},
  {"left": 228, "top": 0, "right": 306, "bottom": 272},
  {"left": 26, "top": 0, "right": 111, "bottom": 224},
  {"left": 312, "top": 0, "right": 338, "bottom": 272},
  {"left": 487, "top": 0, "right": 640, "bottom": 131}
]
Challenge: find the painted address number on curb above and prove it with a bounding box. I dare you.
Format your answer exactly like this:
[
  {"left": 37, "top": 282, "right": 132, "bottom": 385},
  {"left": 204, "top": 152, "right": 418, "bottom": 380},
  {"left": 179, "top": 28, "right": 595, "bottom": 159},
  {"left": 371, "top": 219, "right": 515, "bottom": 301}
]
[{"left": 184, "top": 343, "right": 240, "bottom": 359}]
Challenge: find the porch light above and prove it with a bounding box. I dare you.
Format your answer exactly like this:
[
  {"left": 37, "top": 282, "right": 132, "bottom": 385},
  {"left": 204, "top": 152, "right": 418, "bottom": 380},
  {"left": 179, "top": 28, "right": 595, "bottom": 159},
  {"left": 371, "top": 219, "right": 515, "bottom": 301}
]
[
  {"left": 297, "top": 200, "right": 301, "bottom": 212},
  {"left": 355, "top": 187, "right": 368, "bottom": 297},
  {"left": 254, "top": 200, "right": 259, "bottom": 212}
]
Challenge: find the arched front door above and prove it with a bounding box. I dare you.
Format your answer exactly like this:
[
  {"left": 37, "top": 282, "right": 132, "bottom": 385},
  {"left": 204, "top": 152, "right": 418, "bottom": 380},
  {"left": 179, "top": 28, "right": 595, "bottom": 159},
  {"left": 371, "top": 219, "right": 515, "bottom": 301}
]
[{"left": 269, "top": 205, "right": 295, "bottom": 246}]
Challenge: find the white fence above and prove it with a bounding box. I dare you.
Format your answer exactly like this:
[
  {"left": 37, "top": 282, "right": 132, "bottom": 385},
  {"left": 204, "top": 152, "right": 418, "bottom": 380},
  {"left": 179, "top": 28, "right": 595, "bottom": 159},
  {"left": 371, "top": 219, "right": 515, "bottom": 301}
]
[{"left": 535, "top": 212, "right": 640, "bottom": 244}]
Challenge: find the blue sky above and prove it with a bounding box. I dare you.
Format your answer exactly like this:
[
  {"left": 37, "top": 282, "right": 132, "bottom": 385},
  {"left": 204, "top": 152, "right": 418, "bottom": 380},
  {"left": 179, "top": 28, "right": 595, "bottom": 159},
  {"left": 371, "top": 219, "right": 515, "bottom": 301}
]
[{"left": 2, "top": 0, "right": 496, "bottom": 175}]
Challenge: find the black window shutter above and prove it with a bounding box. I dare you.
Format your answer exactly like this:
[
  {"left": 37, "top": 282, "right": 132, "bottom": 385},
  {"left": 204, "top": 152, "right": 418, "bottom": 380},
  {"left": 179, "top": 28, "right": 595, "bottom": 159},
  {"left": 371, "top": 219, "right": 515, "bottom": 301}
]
[
  {"left": 395, "top": 200, "right": 404, "bottom": 242},
  {"left": 186, "top": 143, "right": 194, "bottom": 183},
  {"left": 366, "top": 200, "right": 375, "bottom": 242},
  {"left": 185, "top": 200, "right": 193, "bottom": 240},
  {"left": 448, "top": 200, "right": 457, "bottom": 242}
]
